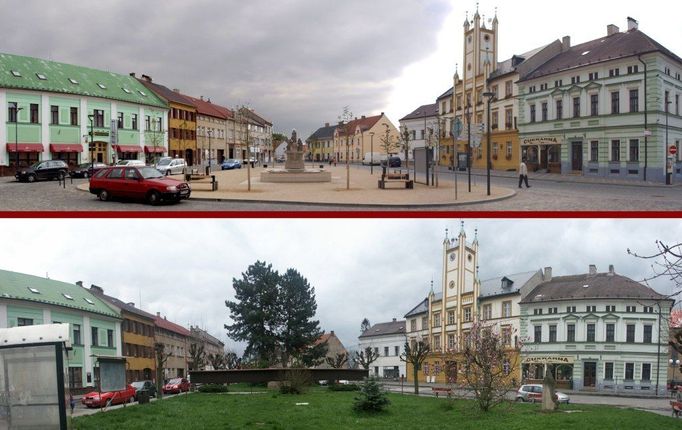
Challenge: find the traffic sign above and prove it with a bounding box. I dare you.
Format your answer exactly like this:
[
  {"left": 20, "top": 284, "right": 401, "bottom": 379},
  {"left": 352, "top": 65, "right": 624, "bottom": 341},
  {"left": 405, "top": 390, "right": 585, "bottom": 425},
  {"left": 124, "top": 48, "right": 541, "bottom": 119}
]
[{"left": 670, "top": 145, "right": 678, "bottom": 156}]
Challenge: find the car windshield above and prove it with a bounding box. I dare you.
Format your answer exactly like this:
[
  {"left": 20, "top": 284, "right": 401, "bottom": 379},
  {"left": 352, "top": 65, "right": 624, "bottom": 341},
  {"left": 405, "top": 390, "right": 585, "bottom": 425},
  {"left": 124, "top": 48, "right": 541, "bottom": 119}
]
[
  {"left": 157, "top": 158, "right": 171, "bottom": 166},
  {"left": 226, "top": 159, "right": 237, "bottom": 163},
  {"left": 168, "top": 378, "right": 181, "bottom": 384},
  {"left": 139, "top": 167, "right": 164, "bottom": 179},
  {"left": 79, "top": 163, "right": 91, "bottom": 168},
  {"left": 116, "top": 160, "right": 129, "bottom": 165},
  {"left": 30, "top": 162, "right": 42, "bottom": 169}
]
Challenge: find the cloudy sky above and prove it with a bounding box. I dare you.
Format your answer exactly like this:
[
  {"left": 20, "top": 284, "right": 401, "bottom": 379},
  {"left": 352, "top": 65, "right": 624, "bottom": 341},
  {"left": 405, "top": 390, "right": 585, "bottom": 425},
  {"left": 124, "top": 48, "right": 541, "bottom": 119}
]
[
  {"left": 1, "top": 0, "right": 680, "bottom": 139},
  {"left": 0, "top": 219, "right": 679, "bottom": 354}
]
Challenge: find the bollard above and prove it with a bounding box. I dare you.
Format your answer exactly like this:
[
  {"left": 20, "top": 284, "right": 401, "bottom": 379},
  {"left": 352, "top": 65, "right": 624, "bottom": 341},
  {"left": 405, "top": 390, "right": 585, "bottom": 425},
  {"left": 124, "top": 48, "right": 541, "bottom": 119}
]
[{"left": 211, "top": 175, "right": 218, "bottom": 191}]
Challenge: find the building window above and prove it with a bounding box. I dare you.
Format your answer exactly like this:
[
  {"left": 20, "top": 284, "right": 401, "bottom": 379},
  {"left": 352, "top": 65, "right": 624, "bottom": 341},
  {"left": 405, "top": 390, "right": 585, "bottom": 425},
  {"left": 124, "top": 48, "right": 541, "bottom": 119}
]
[
  {"left": 566, "top": 306, "right": 576, "bottom": 313},
  {"left": 643, "top": 325, "right": 652, "bottom": 343},
  {"left": 491, "top": 111, "right": 499, "bottom": 129},
  {"left": 505, "top": 81, "right": 513, "bottom": 97},
  {"left": 8, "top": 104, "right": 18, "bottom": 122},
  {"left": 625, "top": 363, "right": 634, "bottom": 380},
  {"left": 30, "top": 103, "right": 39, "bottom": 123},
  {"left": 609, "top": 68, "right": 620, "bottom": 77},
  {"left": 447, "top": 310, "right": 455, "bottom": 325},
  {"left": 68, "top": 367, "right": 83, "bottom": 389},
  {"left": 605, "top": 362, "right": 614, "bottom": 380},
  {"left": 94, "top": 110, "right": 104, "bottom": 128},
  {"left": 606, "top": 323, "right": 615, "bottom": 342},
  {"left": 541, "top": 102, "right": 548, "bottom": 121},
  {"left": 534, "top": 325, "right": 542, "bottom": 343},
  {"left": 556, "top": 99, "right": 563, "bottom": 119},
  {"left": 132, "top": 114, "right": 138, "bottom": 130},
  {"left": 70, "top": 107, "right": 78, "bottom": 126},
  {"left": 73, "top": 324, "right": 81, "bottom": 345},
  {"left": 421, "top": 316, "right": 428, "bottom": 330},
  {"left": 447, "top": 334, "right": 456, "bottom": 350},
  {"left": 549, "top": 325, "right": 557, "bottom": 342},
  {"left": 502, "top": 301, "right": 512, "bottom": 318},
  {"left": 644, "top": 306, "right": 654, "bottom": 313},
  {"left": 92, "top": 327, "right": 99, "bottom": 346},
  {"left": 611, "top": 140, "right": 621, "bottom": 162},
  {"left": 626, "top": 305, "right": 637, "bottom": 313},
  {"left": 627, "top": 65, "right": 639, "bottom": 74},
  {"left": 433, "top": 312, "right": 441, "bottom": 328},
  {"left": 384, "top": 347, "right": 389, "bottom": 357},
  {"left": 626, "top": 324, "right": 635, "bottom": 343},
  {"left": 530, "top": 105, "right": 536, "bottom": 123},
  {"left": 629, "top": 89, "right": 639, "bottom": 112},
  {"left": 144, "top": 116, "right": 150, "bottom": 131},
  {"left": 586, "top": 305, "right": 596, "bottom": 313},
  {"left": 606, "top": 305, "right": 616, "bottom": 312},
  {"left": 107, "top": 329, "right": 114, "bottom": 348},
  {"left": 502, "top": 326, "right": 512, "bottom": 346},
  {"left": 410, "top": 319, "right": 417, "bottom": 331},
  {"left": 629, "top": 139, "right": 639, "bottom": 162},
  {"left": 463, "top": 307, "right": 472, "bottom": 322},
  {"left": 642, "top": 363, "right": 651, "bottom": 381},
  {"left": 611, "top": 92, "right": 620, "bottom": 114},
  {"left": 586, "top": 323, "right": 596, "bottom": 342},
  {"left": 590, "top": 141, "right": 599, "bottom": 162},
  {"left": 51, "top": 105, "right": 59, "bottom": 125},
  {"left": 17, "top": 318, "right": 33, "bottom": 326},
  {"left": 117, "top": 112, "right": 124, "bottom": 129},
  {"left": 394, "top": 346, "right": 399, "bottom": 356},
  {"left": 482, "top": 304, "right": 492, "bottom": 320},
  {"left": 591, "top": 94, "right": 599, "bottom": 116},
  {"left": 567, "top": 324, "right": 575, "bottom": 342},
  {"left": 573, "top": 97, "right": 580, "bottom": 118},
  {"left": 433, "top": 335, "right": 441, "bottom": 350},
  {"left": 534, "top": 309, "right": 543, "bottom": 316}
]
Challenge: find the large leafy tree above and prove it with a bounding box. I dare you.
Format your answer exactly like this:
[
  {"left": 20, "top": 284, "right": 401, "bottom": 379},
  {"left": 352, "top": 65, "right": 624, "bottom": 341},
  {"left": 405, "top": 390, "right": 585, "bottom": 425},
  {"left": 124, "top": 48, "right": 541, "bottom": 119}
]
[{"left": 225, "top": 261, "right": 326, "bottom": 367}]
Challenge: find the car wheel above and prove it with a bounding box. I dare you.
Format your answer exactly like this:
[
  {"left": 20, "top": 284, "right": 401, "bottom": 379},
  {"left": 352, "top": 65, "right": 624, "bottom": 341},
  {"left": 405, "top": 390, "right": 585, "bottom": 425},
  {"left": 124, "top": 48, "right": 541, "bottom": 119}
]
[
  {"left": 146, "top": 190, "right": 161, "bottom": 205},
  {"left": 165, "top": 170, "right": 171, "bottom": 176},
  {"left": 27, "top": 174, "right": 36, "bottom": 183},
  {"left": 98, "top": 190, "right": 110, "bottom": 201},
  {"left": 83, "top": 172, "right": 89, "bottom": 178},
  {"left": 57, "top": 170, "right": 66, "bottom": 180},
  {"left": 515, "top": 397, "right": 523, "bottom": 402}
]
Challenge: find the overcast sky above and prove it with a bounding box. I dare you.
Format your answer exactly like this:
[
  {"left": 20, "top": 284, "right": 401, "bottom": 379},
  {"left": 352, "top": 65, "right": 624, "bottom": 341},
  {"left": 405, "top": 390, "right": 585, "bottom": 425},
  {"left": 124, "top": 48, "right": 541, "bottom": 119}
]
[
  {"left": 0, "top": 219, "right": 679, "bottom": 354},
  {"left": 1, "top": 1, "right": 680, "bottom": 139}
]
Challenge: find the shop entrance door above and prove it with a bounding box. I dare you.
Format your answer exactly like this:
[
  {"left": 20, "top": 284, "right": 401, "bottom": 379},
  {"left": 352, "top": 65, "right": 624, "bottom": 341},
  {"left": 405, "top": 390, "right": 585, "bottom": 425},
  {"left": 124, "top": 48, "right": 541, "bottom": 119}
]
[
  {"left": 583, "top": 362, "right": 596, "bottom": 388},
  {"left": 572, "top": 142, "right": 583, "bottom": 171}
]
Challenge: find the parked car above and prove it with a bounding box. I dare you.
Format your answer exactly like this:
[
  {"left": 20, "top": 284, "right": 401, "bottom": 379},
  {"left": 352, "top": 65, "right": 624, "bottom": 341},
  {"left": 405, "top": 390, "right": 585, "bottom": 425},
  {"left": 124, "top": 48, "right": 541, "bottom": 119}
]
[
  {"left": 362, "top": 152, "right": 384, "bottom": 166},
  {"left": 163, "top": 377, "right": 190, "bottom": 394},
  {"left": 69, "top": 162, "right": 107, "bottom": 178},
  {"left": 155, "top": 157, "right": 187, "bottom": 175},
  {"left": 131, "top": 380, "right": 157, "bottom": 400},
  {"left": 89, "top": 166, "right": 191, "bottom": 205},
  {"left": 221, "top": 159, "right": 242, "bottom": 170},
  {"left": 15, "top": 160, "right": 69, "bottom": 183},
  {"left": 115, "top": 159, "right": 146, "bottom": 167},
  {"left": 380, "top": 156, "right": 402, "bottom": 168},
  {"left": 81, "top": 384, "right": 136, "bottom": 408},
  {"left": 515, "top": 384, "right": 570, "bottom": 404}
]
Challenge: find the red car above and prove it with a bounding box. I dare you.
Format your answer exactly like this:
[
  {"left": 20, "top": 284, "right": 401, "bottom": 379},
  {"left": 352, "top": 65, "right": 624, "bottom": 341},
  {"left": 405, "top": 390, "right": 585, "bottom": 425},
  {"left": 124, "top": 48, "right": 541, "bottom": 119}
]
[
  {"left": 163, "top": 377, "right": 190, "bottom": 394},
  {"left": 81, "top": 384, "right": 136, "bottom": 408},
  {"left": 89, "top": 166, "right": 191, "bottom": 205}
]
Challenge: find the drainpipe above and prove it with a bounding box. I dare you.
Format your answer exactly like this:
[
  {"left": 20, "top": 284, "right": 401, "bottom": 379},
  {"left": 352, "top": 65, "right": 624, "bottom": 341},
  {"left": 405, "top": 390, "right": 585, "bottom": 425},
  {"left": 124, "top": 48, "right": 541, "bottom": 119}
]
[{"left": 638, "top": 55, "right": 648, "bottom": 181}]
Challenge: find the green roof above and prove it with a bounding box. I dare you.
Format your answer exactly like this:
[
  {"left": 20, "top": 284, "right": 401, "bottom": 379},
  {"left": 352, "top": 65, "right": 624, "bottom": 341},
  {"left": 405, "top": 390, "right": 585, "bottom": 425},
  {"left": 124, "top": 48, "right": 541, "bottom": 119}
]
[
  {"left": 0, "top": 268, "right": 120, "bottom": 319},
  {"left": 0, "top": 52, "right": 168, "bottom": 109}
]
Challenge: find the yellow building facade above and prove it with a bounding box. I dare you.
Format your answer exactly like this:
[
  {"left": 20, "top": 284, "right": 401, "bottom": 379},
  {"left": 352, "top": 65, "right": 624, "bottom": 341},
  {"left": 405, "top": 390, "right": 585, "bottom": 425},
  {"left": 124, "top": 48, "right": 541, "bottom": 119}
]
[{"left": 334, "top": 113, "right": 401, "bottom": 163}]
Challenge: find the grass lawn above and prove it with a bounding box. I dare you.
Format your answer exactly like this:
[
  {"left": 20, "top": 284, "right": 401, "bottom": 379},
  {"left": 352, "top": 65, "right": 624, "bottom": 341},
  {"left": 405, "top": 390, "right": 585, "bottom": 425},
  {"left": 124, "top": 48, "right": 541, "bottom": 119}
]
[{"left": 73, "top": 388, "right": 681, "bottom": 430}]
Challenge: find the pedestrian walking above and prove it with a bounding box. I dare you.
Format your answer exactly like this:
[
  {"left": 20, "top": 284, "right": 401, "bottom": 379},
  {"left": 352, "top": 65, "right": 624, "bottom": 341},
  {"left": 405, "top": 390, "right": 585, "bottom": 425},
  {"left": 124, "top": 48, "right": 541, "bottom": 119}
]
[
  {"left": 69, "top": 393, "right": 76, "bottom": 414},
  {"left": 519, "top": 158, "right": 531, "bottom": 188}
]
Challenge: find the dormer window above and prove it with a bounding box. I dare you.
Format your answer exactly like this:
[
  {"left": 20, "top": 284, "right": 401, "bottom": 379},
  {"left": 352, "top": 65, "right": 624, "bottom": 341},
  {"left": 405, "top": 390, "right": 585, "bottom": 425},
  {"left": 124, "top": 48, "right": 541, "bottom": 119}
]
[
  {"left": 138, "top": 90, "right": 147, "bottom": 96},
  {"left": 84, "top": 298, "right": 95, "bottom": 305},
  {"left": 28, "top": 287, "right": 40, "bottom": 294},
  {"left": 97, "top": 83, "right": 106, "bottom": 89},
  {"left": 11, "top": 70, "right": 21, "bottom": 77},
  {"left": 36, "top": 73, "right": 47, "bottom": 80},
  {"left": 68, "top": 78, "right": 79, "bottom": 84},
  {"left": 122, "top": 88, "right": 132, "bottom": 94},
  {"left": 63, "top": 293, "right": 74, "bottom": 300}
]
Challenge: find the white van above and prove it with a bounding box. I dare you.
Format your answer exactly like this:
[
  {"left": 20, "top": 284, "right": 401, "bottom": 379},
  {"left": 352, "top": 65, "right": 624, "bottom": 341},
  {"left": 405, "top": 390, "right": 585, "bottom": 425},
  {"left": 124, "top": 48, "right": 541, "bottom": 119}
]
[{"left": 362, "top": 152, "right": 385, "bottom": 166}]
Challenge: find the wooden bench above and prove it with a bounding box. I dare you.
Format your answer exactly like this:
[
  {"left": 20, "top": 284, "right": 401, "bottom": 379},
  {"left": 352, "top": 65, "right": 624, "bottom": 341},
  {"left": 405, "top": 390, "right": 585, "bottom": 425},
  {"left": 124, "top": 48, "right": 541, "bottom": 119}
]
[
  {"left": 378, "top": 169, "right": 414, "bottom": 189},
  {"left": 431, "top": 387, "right": 452, "bottom": 398}
]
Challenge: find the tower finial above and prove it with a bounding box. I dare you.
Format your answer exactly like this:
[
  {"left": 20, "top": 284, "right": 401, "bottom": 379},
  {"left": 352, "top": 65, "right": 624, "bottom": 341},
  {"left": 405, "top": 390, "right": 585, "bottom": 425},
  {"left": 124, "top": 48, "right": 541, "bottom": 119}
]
[
  {"left": 430, "top": 278, "right": 434, "bottom": 295},
  {"left": 474, "top": 228, "right": 478, "bottom": 241},
  {"left": 445, "top": 228, "right": 449, "bottom": 241}
]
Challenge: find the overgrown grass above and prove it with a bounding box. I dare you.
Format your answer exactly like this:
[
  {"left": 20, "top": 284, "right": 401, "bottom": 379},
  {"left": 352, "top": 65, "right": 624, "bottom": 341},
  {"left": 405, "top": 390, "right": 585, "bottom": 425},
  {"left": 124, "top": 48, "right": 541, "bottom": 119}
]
[{"left": 73, "top": 389, "right": 682, "bottom": 430}]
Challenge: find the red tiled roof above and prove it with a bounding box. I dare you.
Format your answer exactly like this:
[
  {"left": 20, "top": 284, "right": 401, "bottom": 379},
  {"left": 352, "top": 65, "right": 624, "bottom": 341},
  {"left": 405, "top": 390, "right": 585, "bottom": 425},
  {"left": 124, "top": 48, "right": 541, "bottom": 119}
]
[
  {"left": 336, "top": 114, "right": 383, "bottom": 137},
  {"left": 184, "top": 95, "right": 230, "bottom": 120},
  {"left": 154, "top": 315, "right": 190, "bottom": 337}
]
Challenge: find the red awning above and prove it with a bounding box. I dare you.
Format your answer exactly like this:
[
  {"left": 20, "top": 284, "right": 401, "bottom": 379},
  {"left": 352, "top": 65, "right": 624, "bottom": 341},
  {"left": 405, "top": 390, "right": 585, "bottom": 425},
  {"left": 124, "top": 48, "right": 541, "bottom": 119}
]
[
  {"left": 49, "top": 143, "right": 83, "bottom": 153},
  {"left": 144, "top": 146, "right": 166, "bottom": 154},
  {"left": 113, "top": 145, "right": 143, "bottom": 153},
  {"left": 6, "top": 143, "right": 44, "bottom": 153}
]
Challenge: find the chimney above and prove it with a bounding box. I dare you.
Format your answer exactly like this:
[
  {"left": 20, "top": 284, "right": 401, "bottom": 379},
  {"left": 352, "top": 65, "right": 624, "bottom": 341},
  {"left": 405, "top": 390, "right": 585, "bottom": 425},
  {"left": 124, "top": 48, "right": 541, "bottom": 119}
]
[
  {"left": 330, "top": 330, "right": 335, "bottom": 336},
  {"left": 76, "top": 281, "right": 83, "bottom": 288},
  {"left": 381, "top": 112, "right": 385, "bottom": 116},
  {"left": 544, "top": 267, "right": 552, "bottom": 281},
  {"left": 562, "top": 36, "right": 571, "bottom": 51},
  {"left": 607, "top": 24, "right": 620, "bottom": 36},
  {"left": 157, "top": 312, "right": 161, "bottom": 317},
  {"left": 589, "top": 265, "right": 597, "bottom": 275},
  {"left": 608, "top": 265, "right": 615, "bottom": 276},
  {"left": 627, "top": 17, "right": 638, "bottom": 31},
  {"left": 200, "top": 96, "right": 204, "bottom": 101},
  {"left": 129, "top": 72, "right": 136, "bottom": 78},
  {"left": 141, "top": 74, "right": 152, "bottom": 82},
  {"left": 325, "top": 122, "right": 329, "bottom": 127},
  {"left": 361, "top": 115, "right": 366, "bottom": 120},
  {"left": 90, "top": 284, "right": 103, "bottom": 294}
]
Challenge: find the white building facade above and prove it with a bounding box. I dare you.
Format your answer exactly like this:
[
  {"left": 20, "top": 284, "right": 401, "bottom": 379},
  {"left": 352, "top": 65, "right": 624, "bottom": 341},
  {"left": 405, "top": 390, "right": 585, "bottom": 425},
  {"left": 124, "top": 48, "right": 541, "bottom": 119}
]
[{"left": 358, "top": 319, "right": 406, "bottom": 379}]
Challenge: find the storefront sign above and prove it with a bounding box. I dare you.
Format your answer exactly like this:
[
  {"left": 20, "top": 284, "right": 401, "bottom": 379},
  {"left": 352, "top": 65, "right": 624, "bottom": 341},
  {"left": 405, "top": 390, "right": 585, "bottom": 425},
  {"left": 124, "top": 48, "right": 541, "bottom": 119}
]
[
  {"left": 521, "top": 137, "right": 561, "bottom": 146},
  {"left": 522, "top": 356, "right": 574, "bottom": 364}
]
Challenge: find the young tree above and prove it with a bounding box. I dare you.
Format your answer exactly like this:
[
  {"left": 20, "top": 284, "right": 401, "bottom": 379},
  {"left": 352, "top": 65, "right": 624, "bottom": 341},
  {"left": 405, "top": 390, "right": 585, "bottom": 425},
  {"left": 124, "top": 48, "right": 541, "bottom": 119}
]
[
  {"left": 207, "top": 353, "right": 227, "bottom": 370},
  {"left": 354, "top": 347, "right": 380, "bottom": 370},
  {"left": 154, "top": 342, "right": 172, "bottom": 400},
  {"left": 326, "top": 352, "right": 349, "bottom": 369},
  {"left": 400, "top": 340, "right": 430, "bottom": 394},
  {"left": 398, "top": 125, "right": 411, "bottom": 169},
  {"left": 277, "top": 268, "right": 326, "bottom": 367},
  {"left": 224, "top": 351, "right": 241, "bottom": 369},
  {"left": 360, "top": 318, "right": 371, "bottom": 334},
  {"left": 337, "top": 107, "right": 354, "bottom": 190},
  {"left": 188, "top": 343, "right": 206, "bottom": 372},
  {"left": 225, "top": 261, "right": 281, "bottom": 366},
  {"left": 379, "top": 125, "right": 399, "bottom": 168},
  {"left": 457, "top": 322, "right": 518, "bottom": 412}
]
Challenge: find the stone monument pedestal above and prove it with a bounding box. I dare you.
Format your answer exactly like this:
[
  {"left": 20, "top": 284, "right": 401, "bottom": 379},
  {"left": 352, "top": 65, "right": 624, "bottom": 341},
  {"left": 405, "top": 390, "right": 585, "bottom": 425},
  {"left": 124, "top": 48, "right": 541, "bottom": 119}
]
[{"left": 260, "top": 129, "right": 332, "bottom": 183}]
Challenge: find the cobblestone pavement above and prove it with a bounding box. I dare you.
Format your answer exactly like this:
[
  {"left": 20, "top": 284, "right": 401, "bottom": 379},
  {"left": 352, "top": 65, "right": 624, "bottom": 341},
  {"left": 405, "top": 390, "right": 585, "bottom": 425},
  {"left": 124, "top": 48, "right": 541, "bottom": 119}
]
[{"left": 0, "top": 170, "right": 680, "bottom": 212}]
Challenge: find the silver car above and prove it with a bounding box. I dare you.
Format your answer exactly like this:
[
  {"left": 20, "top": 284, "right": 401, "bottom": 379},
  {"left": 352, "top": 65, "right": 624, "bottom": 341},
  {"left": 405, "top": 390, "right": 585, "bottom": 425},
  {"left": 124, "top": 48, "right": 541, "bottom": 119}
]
[
  {"left": 516, "top": 384, "right": 569, "bottom": 404},
  {"left": 155, "top": 157, "right": 187, "bottom": 175}
]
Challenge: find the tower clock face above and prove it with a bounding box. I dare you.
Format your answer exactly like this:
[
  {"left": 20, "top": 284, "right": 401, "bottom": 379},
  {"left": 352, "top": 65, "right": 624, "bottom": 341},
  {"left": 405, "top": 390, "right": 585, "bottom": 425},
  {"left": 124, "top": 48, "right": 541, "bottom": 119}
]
[{"left": 449, "top": 253, "right": 456, "bottom": 262}]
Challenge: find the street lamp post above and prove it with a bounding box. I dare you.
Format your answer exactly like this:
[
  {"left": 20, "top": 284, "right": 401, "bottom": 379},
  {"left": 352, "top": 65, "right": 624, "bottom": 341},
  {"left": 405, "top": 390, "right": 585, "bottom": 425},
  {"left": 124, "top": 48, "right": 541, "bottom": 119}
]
[
  {"left": 207, "top": 129, "right": 212, "bottom": 174},
  {"left": 369, "top": 132, "right": 375, "bottom": 175},
  {"left": 11, "top": 102, "right": 24, "bottom": 170},
  {"left": 483, "top": 91, "right": 496, "bottom": 196},
  {"left": 88, "top": 115, "right": 95, "bottom": 172},
  {"left": 465, "top": 103, "right": 472, "bottom": 193},
  {"left": 665, "top": 98, "right": 672, "bottom": 185}
]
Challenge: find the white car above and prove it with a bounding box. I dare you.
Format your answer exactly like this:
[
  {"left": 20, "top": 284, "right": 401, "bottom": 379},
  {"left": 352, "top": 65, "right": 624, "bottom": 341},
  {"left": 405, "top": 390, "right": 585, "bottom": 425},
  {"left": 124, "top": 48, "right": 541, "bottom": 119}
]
[
  {"left": 156, "top": 157, "right": 187, "bottom": 175},
  {"left": 515, "top": 384, "right": 570, "bottom": 404},
  {"left": 116, "top": 160, "right": 145, "bottom": 167}
]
